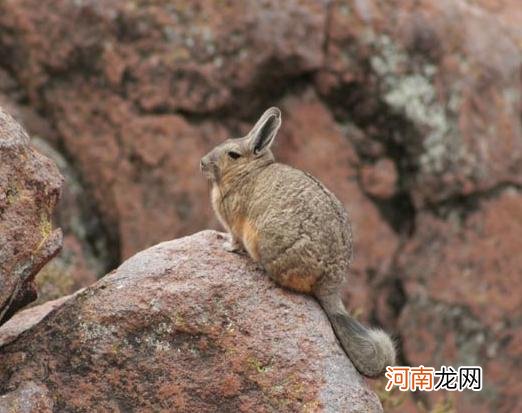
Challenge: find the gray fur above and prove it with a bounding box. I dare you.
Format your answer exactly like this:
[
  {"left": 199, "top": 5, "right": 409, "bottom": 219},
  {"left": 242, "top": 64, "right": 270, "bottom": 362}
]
[{"left": 200, "top": 106, "right": 396, "bottom": 377}]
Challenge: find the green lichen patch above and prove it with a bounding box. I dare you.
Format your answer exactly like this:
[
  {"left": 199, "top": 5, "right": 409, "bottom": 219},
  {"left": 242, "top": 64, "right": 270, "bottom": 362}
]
[{"left": 369, "top": 34, "right": 465, "bottom": 176}]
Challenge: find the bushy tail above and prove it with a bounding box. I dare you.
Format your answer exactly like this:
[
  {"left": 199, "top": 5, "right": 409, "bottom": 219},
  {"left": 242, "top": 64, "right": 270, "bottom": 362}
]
[{"left": 318, "top": 294, "right": 396, "bottom": 377}]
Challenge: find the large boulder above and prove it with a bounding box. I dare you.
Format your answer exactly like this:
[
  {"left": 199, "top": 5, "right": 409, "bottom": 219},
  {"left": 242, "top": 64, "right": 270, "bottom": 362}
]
[
  {"left": 1, "top": 65, "right": 104, "bottom": 305},
  {"left": 0, "top": 107, "right": 63, "bottom": 325},
  {"left": 0, "top": 87, "right": 111, "bottom": 303},
  {"left": 0, "top": 231, "right": 382, "bottom": 412}
]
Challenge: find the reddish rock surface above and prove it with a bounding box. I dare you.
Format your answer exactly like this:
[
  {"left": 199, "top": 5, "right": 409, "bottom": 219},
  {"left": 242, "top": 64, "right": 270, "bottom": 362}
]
[
  {"left": 0, "top": 231, "right": 383, "bottom": 412},
  {"left": 0, "top": 381, "right": 54, "bottom": 413},
  {"left": 0, "top": 75, "right": 105, "bottom": 304},
  {"left": 319, "top": 0, "right": 522, "bottom": 206},
  {"left": 0, "top": 108, "right": 63, "bottom": 325},
  {"left": 0, "top": 294, "right": 75, "bottom": 348},
  {"left": 398, "top": 190, "right": 522, "bottom": 412},
  {"left": 359, "top": 158, "right": 398, "bottom": 200},
  {"left": 29, "top": 138, "right": 108, "bottom": 304}
]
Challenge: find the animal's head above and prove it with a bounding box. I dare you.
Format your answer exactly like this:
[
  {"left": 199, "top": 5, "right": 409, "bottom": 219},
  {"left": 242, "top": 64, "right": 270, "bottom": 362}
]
[{"left": 200, "top": 107, "right": 282, "bottom": 183}]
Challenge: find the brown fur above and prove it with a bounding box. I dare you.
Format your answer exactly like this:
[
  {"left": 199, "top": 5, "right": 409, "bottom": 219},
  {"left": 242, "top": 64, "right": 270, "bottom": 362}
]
[
  {"left": 201, "top": 107, "right": 396, "bottom": 377},
  {"left": 278, "top": 270, "right": 315, "bottom": 294}
]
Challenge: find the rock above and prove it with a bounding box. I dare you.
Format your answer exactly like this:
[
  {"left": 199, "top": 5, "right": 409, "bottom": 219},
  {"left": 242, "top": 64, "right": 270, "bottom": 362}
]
[
  {"left": 319, "top": 0, "right": 522, "bottom": 206},
  {"left": 0, "top": 381, "right": 53, "bottom": 413},
  {"left": 31, "top": 236, "right": 97, "bottom": 306},
  {"left": 0, "top": 89, "right": 103, "bottom": 305},
  {"left": 360, "top": 158, "right": 398, "bottom": 199},
  {"left": 30, "top": 138, "right": 107, "bottom": 304},
  {"left": 0, "top": 0, "right": 326, "bottom": 114},
  {"left": 18, "top": 83, "right": 224, "bottom": 260},
  {"left": 0, "top": 107, "right": 63, "bottom": 325},
  {"left": 30, "top": 136, "right": 112, "bottom": 268},
  {"left": 0, "top": 294, "right": 75, "bottom": 348},
  {"left": 398, "top": 189, "right": 522, "bottom": 412},
  {"left": 0, "top": 231, "right": 382, "bottom": 412}
]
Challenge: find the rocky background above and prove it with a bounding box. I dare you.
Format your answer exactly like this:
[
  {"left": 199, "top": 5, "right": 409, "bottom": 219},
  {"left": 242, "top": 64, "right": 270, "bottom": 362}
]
[{"left": 0, "top": 0, "right": 520, "bottom": 412}]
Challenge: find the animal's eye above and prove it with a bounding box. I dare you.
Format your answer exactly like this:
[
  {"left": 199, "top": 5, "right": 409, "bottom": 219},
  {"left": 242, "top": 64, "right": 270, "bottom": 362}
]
[{"left": 228, "top": 151, "right": 241, "bottom": 160}]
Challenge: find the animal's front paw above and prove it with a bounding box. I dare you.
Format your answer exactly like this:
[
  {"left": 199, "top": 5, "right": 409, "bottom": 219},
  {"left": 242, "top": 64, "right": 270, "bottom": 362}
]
[{"left": 223, "top": 240, "right": 245, "bottom": 254}]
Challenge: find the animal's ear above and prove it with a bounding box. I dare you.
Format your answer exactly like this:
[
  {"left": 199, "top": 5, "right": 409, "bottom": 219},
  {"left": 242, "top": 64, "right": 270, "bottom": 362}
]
[{"left": 248, "top": 107, "right": 282, "bottom": 155}]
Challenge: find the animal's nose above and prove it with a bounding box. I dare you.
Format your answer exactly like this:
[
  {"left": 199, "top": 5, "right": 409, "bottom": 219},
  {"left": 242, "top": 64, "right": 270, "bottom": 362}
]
[{"left": 200, "top": 158, "right": 207, "bottom": 171}]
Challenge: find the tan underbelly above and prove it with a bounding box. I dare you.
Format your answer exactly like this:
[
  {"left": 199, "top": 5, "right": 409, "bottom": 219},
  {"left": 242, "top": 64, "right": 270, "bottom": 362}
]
[{"left": 241, "top": 220, "right": 260, "bottom": 262}]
